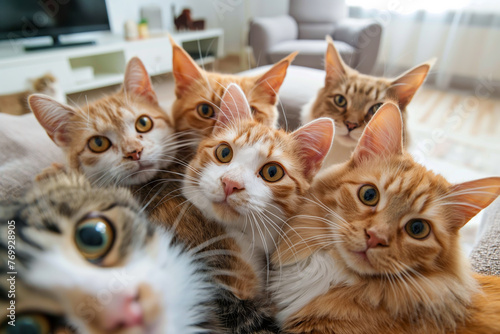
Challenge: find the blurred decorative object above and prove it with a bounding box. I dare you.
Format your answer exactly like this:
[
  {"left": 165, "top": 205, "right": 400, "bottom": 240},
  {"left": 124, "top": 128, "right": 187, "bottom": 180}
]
[
  {"left": 0, "top": 73, "right": 64, "bottom": 116},
  {"left": 174, "top": 8, "right": 205, "bottom": 31},
  {"left": 141, "top": 6, "right": 163, "bottom": 33},
  {"left": 138, "top": 19, "right": 150, "bottom": 39},
  {"left": 124, "top": 19, "right": 139, "bottom": 40}
]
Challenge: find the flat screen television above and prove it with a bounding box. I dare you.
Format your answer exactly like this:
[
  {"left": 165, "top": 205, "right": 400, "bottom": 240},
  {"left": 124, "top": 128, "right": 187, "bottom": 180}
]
[{"left": 0, "top": 0, "right": 111, "bottom": 51}]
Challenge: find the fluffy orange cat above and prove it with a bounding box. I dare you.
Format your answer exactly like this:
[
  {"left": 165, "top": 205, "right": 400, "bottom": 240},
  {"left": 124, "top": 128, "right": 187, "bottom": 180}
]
[
  {"left": 271, "top": 102, "right": 500, "bottom": 334},
  {"left": 170, "top": 37, "right": 296, "bottom": 145}
]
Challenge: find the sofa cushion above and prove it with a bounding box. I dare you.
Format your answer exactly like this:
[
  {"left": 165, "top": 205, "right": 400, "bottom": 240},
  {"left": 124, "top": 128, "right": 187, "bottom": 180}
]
[
  {"left": 268, "top": 40, "right": 358, "bottom": 69},
  {"left": 238, "top": 65, "right": 325, "bottom": 130}
]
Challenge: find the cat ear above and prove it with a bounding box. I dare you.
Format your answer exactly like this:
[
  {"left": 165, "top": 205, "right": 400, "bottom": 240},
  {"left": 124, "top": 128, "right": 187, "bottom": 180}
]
[
  {"left": 353, "top": 102, "right": 403, "bottom": 163},
  {"left": 448, "top": 177, "right": 500, "bottom": 227},
  {"left": 170, "top": 35, "right": 203, "bottom": 97},
  {"left": 123, "top": 57, "right": 158, "bottom": 105},
  {"left": 215, "top": 83, "right": 252, "bottom": 130},
  {"left": 325, "top": 35, "right": 348, "bottom": 83},
  {"left": 390, "top": 59, "right": 435, "bottom": 109},
  {"left": 291, "top": 117, "right": 335, "bottom": 179},
  {"left": 254, "top": 51, "right": 298, "bottom": 102},
  {"left": 29, "top": 94, "right": 75, "bottom": 147}
]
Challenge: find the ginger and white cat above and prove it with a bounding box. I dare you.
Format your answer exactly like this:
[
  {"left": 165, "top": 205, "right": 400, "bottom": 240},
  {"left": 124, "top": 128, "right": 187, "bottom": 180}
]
[
  {"left": 0, "top": 172, "right": 217, "bottom": 334},
  {"left": 302, "top": 36, "right": 433, "bottom": 166},
  {"left": 272, "top": 102, "right": 500, "bottom": 334},
  {"left": 183, "top": 84, "right": 334, "bottom": 288},
  {"left": 170, "top": 38, "right": 296, "bottom": 146},
  {"left": 29, "top": 58, "right": 178, "bottom": 186}
]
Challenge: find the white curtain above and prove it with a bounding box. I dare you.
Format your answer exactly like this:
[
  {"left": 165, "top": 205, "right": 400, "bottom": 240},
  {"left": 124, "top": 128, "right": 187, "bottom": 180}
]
[{"left": 348, "top": 0, "right": 500, "bottom": 92}]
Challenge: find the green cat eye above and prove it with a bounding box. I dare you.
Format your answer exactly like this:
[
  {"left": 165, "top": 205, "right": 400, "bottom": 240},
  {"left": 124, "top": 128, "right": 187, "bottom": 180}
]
[
  {"left": 334, "top": 94, "right": 347, "bottom": 107},
  {"left": 136, "top": 115, "right": 153, "bottom": 133},
  {"left": 260, "top": 163, "right": 285, "bottom": 182},
  {"left": 367, "top": 103, "right": 383, "bottom": 117},
  {"left": 197, "top": 103, "right": 215, "bottom": 119},
  {"left": 215, "top": 143, "right": 233, "bottom": 163},
  {"left": 75, "top": 215, "right": 115, "bottom": 263},
  {"left": 88, "top": 136, "right": 111, "bottom": 153},
  {"left": 405, "top": 219, "right": 431, "bottom": 240},
  {"left": 1, "top": 314, "right": 50, "bottom": 334},
  {"left": 358, "top": 184, "right": 379, "bottom": 206}
]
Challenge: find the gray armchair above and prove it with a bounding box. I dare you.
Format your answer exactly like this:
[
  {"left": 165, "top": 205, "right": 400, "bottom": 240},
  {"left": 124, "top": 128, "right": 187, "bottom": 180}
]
[{"left": 249, "top": 0, "right": 382, "bottom": 74}]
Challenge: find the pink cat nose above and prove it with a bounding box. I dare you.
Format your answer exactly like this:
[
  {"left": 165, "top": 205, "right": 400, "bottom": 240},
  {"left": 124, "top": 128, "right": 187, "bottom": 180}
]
[
  {"left": 103, "top": 293, "right": 143, "bottom": 330},
  {"left": 344, "top": 121, "right": 359, "bottom": 131},
  {"left": 366, "top": 229, "right": 388, "bottom": 249},
  {"left": 222, "top": 177, "right": 244, "bottom": 197},
  {"left": 125, "top": 148, "right": 143, "bottom": 161}
]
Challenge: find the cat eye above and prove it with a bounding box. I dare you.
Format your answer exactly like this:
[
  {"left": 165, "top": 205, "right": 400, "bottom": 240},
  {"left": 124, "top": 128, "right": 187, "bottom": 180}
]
[
  {"left": 197, "top": 103, "right": 215, "bottom": 119},
  {"left": 405, "top": 219, "right": 431, "bottom": 240},
  {"left": 260, "top": 163, "right": 285, "bottom": 182},
  {"left": 88, "top": 136, "right": 111, "bottom": 153},
  {"left": 215, "top": 143, "right": 233, "bottom": 163},
  {"left": 75, "top": 216, "right": 115, "bottom": 263},
  {"left": 358, "top": 184, "right": 379, "bottom": 206},
  {"left": 135, "top": 115, "right": 153, "bottom": 133},
  {"left": 334, "top": 94, "right": 347, "bottom": 108},
  {"left": 367, "top": 103, "right": 383, "bottom": 117},
  {"left": 0, "top": 313, "right": 51, "bottom": 334}
]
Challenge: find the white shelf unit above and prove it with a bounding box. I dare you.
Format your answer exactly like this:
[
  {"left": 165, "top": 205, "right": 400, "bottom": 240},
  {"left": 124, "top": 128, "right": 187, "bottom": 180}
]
[{"left": 0, "top": 28, "right": 224, "bottom": 95}]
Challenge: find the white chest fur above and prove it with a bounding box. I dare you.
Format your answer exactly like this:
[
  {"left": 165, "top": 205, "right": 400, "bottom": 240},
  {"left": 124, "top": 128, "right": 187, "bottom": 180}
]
[{"left": 270, "top": 251, "right": 354, "bottom": 324}]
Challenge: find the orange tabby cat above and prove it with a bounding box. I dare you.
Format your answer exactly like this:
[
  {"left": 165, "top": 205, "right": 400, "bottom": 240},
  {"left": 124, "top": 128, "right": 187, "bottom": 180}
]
[
  {"left": 170, "top": 37, "right": 296, "bottom": 145},
  {"left": 271, "top": 102, "right": 500, "bottom": 334},
  {"left": 302, "top": 36, "right": 433, "bottom": 166},
  {"left": 29, "top": 58, "right": 177, "bottom": 186}
]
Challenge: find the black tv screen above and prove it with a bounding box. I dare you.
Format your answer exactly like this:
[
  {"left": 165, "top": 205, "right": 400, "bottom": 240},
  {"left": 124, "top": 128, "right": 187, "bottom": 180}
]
[{"left": 0, "top": 0, "right": 110, "bottom": 40}]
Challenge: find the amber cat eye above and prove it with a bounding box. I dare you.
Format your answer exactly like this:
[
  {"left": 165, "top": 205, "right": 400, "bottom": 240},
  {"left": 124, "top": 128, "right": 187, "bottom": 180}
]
[
  {"left": 215, "top": 143, "right": 233, "bottom": 163},
  {"left": 75, "top": 216, "right": 115, "bottom": 263},
  {"left": 405, "top": 219, "right": 431, "bottom": 239},
  {"left": 260, "top": 163, "right": 285, "bottom": 182},
  {"left": 358, "top": 184, "right": 379, "bottom": 206},
  {"left": 197, "top": 103, "right": 215, "bottom": 118},
  {"left": 334, "top": 94, "right": 347, "bottom": 107},
  {"left": 136, "top": 115, "right": 153, "bottom": 133},
  {"left": 88, "top": 136, "right": 111, "bottom": 153},
  {"left": 367, "top": 103, "right": 383, "bottom": 117}
]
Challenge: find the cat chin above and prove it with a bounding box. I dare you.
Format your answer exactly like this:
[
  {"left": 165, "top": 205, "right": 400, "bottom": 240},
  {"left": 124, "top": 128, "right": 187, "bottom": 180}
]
[
  {"left": 338, "top": 246, "right": 382, "bottom": 276},
  {"left": 212, "top": 201, "right": 242, "bottom": 223}
]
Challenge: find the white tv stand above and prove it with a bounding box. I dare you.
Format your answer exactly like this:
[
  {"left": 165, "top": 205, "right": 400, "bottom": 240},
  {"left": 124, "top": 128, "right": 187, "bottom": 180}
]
[{"left": 0, "top": 28, "right": 223, "bottom": 95}]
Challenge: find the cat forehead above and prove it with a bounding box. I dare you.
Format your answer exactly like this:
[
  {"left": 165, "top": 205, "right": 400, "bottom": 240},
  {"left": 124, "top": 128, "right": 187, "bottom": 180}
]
[
  {"left": 334, "top": 75, "right": 392, "bottom": 102},
  {"left": 217, "top": 123, "right": 288, "bottom": 155}
]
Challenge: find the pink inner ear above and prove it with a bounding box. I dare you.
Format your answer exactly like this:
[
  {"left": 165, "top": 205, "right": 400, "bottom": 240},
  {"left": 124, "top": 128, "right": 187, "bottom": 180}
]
[
  {"left": 292, "top": 118, "right": 335, "bottom": 179},
  {"left": 353, "top": 102, "right": 403, "bottom": 162},
  {"left": 216, "top": 83, "right": 252, "bottom": 129},
  {"left": 124, "top": 58, "right": 158, "bottom": 104}
]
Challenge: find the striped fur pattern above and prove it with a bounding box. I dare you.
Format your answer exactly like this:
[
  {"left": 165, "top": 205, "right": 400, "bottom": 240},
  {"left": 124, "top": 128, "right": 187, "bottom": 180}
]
[
  {"left": 183, "top": 84, "right": 334, "bottom": 293},
  {"left": 0, "top": 172, "right": 218, "bottom": 334},
  {"left": 302, "top": 36, "right": 433, "bottom": 166},
  {"left": 272, "top": 103, "right": 500, "bottom": 333},
  {"left": 170, "top": 37, "right": 296, "bottom": 145},
  {"left": 29, "top": 58, "right": 178, "bottom": 186}
]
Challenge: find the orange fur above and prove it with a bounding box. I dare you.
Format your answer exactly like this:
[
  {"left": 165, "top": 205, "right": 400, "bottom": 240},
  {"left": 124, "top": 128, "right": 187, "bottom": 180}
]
[
  {"left": 170, "top": 38, "right": 296, "bottom": 141},
  {"left": 273, "top": 103, "right": 500, "bottom": 334}
]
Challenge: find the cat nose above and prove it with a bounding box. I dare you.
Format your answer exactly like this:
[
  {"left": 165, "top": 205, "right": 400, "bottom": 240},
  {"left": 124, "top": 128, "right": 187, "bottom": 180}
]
[
  {"left": 125, "top": 148, "right": 143, "bottom": 161},
  {"left": 344, "top": 121, "right": 359, "bottom": 131},
  {"left": 222, "top": 177, "right": 244, "bottom": 197},
  {"left": 103, "top": 293, "right": 143, "bottom": 330},
  {"left": 365, "top": 229, "right": 388, "bottom": 249}
]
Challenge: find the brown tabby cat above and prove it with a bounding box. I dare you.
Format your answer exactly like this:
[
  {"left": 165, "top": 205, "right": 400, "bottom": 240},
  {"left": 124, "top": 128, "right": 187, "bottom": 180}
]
[
  {"left": 170, "top": 37, "right": 296, "bottom": 146},
  {"left": 0, "top": 73, "right": 64, "bottom": 115},
  {"left": 302, "top": 36, "right": 433, "bottom": 166},
  {"left": 29, "top": 58, "right": 178, "bottom": 186},
  {"left": 271, "top": 102, "right": 500, "bottom": 334}
]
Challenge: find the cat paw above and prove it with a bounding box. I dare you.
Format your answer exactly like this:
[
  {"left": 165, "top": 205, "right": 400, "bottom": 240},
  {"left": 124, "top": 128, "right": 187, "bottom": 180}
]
[{"left": 35, "top": 163, "right": 67, "bottom": 182}]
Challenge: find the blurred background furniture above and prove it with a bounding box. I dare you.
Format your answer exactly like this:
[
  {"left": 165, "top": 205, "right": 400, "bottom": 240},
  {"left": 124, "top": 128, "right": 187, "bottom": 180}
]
[{"left": 248, "top": 0, "right": 382, "bottom": 73}]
